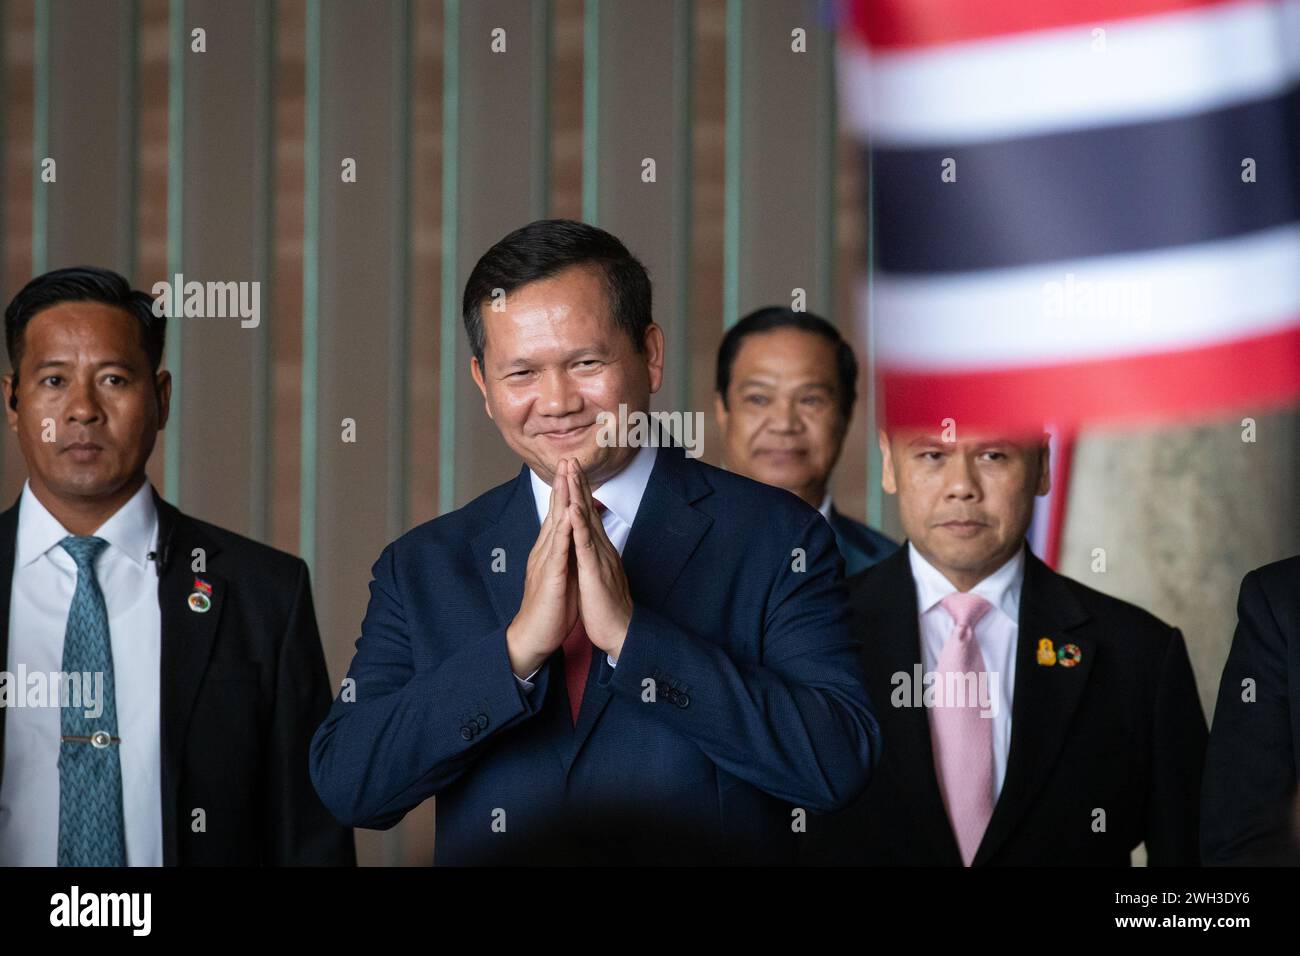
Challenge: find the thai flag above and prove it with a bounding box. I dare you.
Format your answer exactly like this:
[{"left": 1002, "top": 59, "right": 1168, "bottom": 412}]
[{"left": 840, "top": 0, "right": 1300, "bottom": 563}]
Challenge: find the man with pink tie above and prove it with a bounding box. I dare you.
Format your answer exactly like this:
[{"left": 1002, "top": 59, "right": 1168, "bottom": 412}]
[{"left": 803, "top": 426, "right": 1206, "bottom": 865}]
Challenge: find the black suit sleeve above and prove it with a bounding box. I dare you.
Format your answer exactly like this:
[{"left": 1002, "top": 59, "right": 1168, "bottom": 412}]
[
  {"left": 1144, "top": 627, "right": 1208, "bottom": 865},
  {"left": 263, "top": 560, "right": 357, "bottom": 865},
  {"left": 1201, "top": 570, "right": 1300, "bottom": 865}
]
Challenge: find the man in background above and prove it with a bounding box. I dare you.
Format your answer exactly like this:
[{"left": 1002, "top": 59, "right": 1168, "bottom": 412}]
[
  {"left": 804, "top": 424, "right": 1206, "bottom": 865},
  {"left": 0, "top": 266, "right": 354, "bottom": 866},
  {"left": 714, "top": 307, "right": 895, "bottom": 575}
]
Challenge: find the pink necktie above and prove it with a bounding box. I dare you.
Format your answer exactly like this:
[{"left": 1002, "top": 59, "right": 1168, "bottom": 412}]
[
  {"left": 561, "top": 499, "right": 606, "bottom": 726},
  {"left": 929, "top": 591, "right": 995, "bottom": 866}
]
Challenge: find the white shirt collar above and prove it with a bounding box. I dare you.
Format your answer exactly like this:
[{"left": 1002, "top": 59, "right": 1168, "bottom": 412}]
[
  {"left": 528, "top": 444, "right": 659, "bottom": 528},
  {"left": 817, "top": 493, "right": 833, "bottom": 521},
  {"left": 907, "top": 540, "right": 1024, "bottom": 624},
  {"left": 16, "top": 478, "right": 159, "bottom": 570}
]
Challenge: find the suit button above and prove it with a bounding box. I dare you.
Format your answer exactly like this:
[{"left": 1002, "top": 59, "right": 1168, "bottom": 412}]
[
  {"left": 476, "top": 713, "right": 489, "bottom": 729},
  {"left": 676, "top": 694, "right": 690, "bottom": 708},
  {"left": 460, "top": 725, "right": 473, "bottom": 740}
]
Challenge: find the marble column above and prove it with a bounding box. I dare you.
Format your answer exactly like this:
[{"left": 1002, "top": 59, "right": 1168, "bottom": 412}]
[{"left": 1060, "top": 409, "right": 1300, "bottom": 721}]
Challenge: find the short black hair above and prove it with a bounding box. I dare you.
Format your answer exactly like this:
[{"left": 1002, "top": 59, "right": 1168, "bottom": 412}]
[
  {"left": 716, "top": 307, "right": 858, "bottom": 421},
  {"left": 462, "top": 219, "right": 652, "bottom": 365},
  {"left": 4, "top": 266, "right": 165, "bottom": 409}
]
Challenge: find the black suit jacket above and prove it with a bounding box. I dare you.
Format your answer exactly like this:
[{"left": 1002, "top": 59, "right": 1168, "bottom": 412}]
[
  {"left": 1202, "top": 555, "right": 1300, "bottom": 865},
  {"left": 804, "top": 544, "right": 1207, "bottom": 865},
  {"left": 825, "top": 506, "right": 898, "bottom": 577},
  {"left": 0, "top": 486, "right": 355, "bottom": 866}
]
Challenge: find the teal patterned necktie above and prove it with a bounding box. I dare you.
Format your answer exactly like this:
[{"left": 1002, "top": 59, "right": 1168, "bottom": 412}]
[{"left": 57, "top": 534, "right": 126, "bottom": 867}]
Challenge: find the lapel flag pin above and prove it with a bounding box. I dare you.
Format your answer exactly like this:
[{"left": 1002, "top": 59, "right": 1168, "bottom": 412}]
[
  {"left": 188, "top": 577, "right": 213, "bottom": 614},
  {"left": 1036, "top": 638, "right": 1056, "bottom": 666},
  {"left": 1057, "top": 643, "right": 1083, "bottom": 668}
]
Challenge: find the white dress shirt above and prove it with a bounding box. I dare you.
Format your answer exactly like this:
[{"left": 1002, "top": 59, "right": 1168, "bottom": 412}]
[
  {"left": 0, "top": 479, "right": 163, "bottom": 866},
  {"left": 817, "top": 493, "right": 832, "bottom": 521},
  {"left": 908, "top": 542, "right": 1024, "bottom": 801},
  {"left": 515, "top": 444, "right": 659, "bottom": 690}
]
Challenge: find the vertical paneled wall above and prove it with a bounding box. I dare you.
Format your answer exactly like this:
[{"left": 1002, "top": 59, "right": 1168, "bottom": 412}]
[
  {"left": 305, "top": 0, "right": 410, "bottom": 653},
  {"left": 584, "top": 0, "right": 692, "bottom": 412},
  {"left": 443, "top": 0, "right": 551, "bottom": 511},
  {"left": 33, "top": 0, "right": 137, "bottom": 279},
  {"left": 726, "top": 0, "right": 836, "bottom": 324},
  {"left": 173, "top": 0, "right": 274, "bottom": 538}
]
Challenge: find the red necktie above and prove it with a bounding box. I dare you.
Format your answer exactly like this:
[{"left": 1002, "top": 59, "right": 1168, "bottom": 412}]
[{"left": 562, "top": 499, "right": 606, "bottom": 726}]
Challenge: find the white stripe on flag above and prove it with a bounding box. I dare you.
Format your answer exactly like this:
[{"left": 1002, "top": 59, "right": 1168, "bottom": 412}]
[
  {"left": 869, "top": 223, "right": 1300, "bottom": 369},
  {"left": 840, "top": 0, "right": 1300, "bottom": 145}
]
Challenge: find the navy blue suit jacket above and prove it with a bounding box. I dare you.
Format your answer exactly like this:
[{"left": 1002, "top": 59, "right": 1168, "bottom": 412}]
[{"left": 309, "top": 444, "right": 880, "bottom": 864}]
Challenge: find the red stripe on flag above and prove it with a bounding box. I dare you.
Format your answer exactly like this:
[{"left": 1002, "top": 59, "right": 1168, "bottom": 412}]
[
  {"left": 878, "top": 322, "right": 1300, "bottom": 430},
  {"left": 850, "top": 0, "right": 1242, "bottom": 51}
]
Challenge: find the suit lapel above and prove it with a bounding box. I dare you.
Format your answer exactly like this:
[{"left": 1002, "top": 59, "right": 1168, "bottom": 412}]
[
  {"left": 972, "top": 547, "right": 1093, "bottom": 865},
  {"left": 470, "top": 466, "right": 539, "bottom": 632},
  {"left": 869, "top": 546, "right": 964, "bottom": 864},
  {"left": 565, "top": 444, "right": 713, "bottom": 771},
  {"left": 153, "top": 490, "right": 227, "bottom": 866},
  {"left": 0, "top": 496, "right": 20, "bottom": 796},
  {"left": 468, "top": 469, "right": 574, "bottom": 765}
]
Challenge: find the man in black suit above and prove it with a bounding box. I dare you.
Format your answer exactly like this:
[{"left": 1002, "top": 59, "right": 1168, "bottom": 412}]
[
  {"left": 714, "top": 307, "right": 896, "bottom": 574},
  {"left": 1202, "top": 555, "right": 1300, "bottom": 865},
  {"left": 804, "top": 425, "right": 1206, "bottom": 865},
  {"left": 0, "top": 266, "right": 354, "bottom": 866}
]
